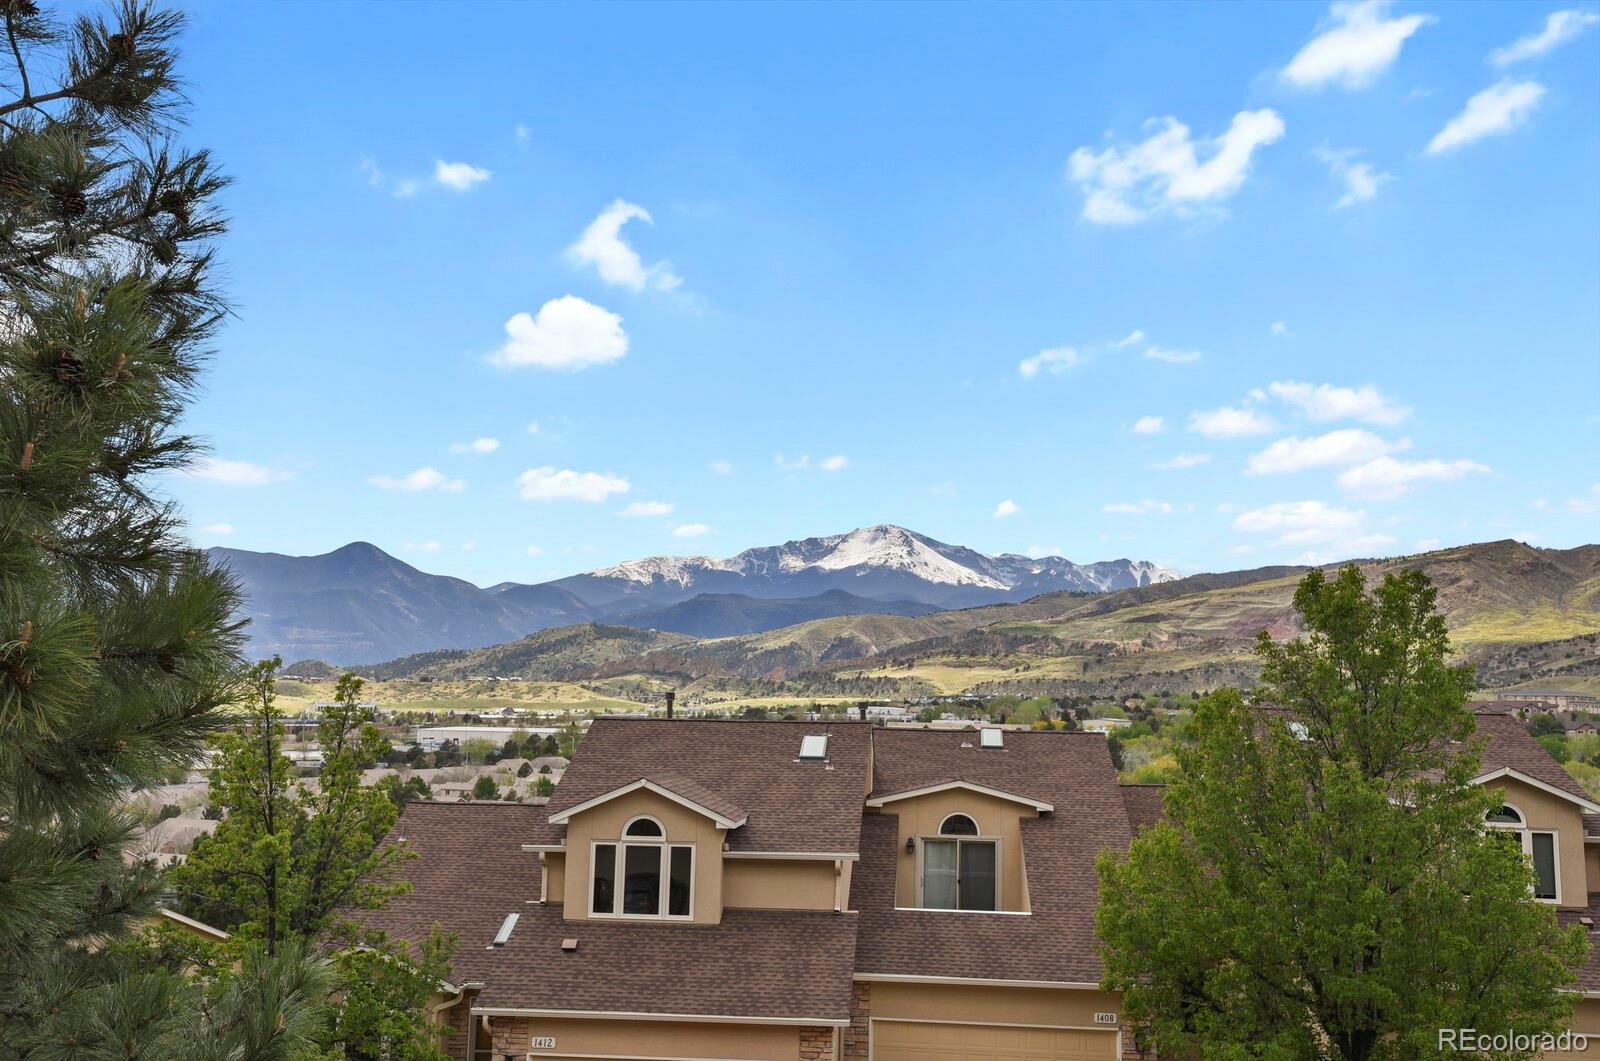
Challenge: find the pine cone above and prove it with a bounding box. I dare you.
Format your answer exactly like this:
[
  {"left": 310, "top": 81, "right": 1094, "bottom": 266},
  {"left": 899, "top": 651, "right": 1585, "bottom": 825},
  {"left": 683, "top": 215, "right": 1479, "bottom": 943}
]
[
  {"left": 108, "top": 33, "right": 135, "bottom": 58},
  {"left": 158, "top": 189, "right": 190, "bottom": 224},
  {"left": 54, "top": 349, "right": 87, "bottom": 384},
  {"left": 151, "top": 237, "right": 177, "bottom": 265},
  {"left": 157, "top": 650, "right": 177, "bottom": 673},
  {"left": 50, "top": 180, "right": 88, "bottom": 217}
]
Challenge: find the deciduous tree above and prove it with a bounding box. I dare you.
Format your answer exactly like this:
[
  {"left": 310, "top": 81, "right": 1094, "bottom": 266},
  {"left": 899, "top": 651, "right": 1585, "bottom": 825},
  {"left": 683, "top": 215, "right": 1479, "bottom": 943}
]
[{"left": 1097, "top": 567, "right": 1588, "bottom": 1060}]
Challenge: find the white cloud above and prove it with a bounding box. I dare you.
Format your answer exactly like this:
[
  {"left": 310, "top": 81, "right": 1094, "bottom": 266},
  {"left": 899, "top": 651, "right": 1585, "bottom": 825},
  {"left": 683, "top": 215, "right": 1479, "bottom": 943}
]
[
  {"left": 993, "top": 499, "right": 1021, "bottom": 519},
  {"left": 1413, "top": 537, "right": 1442, "bottom": 551},
  {"left": 1313, "top": 147, "right": 1391, "bottom": 207},
  {"left": 1232, "top": 499, "right": 1396, "bottom": 560},
  {"left": 1189, "top": 406, "right": 1277, "bottom": 437},
  {"left": 1266, "top": 380, "right": 1410, "bottom": 424},
  {"left": 709, "top": 459, "right": 733, "bottom": 475},
  {"left": 450, "top": 437, "right": 501, "bottom": 454},
  {"left": 1143, "top": 345, "right": 1201, "bottom": 364},
  {"left": 1067, "top": 109, "right": 1285, "bottom": 224},
  {"left": 776, "top": 454, "right": 848, "bottom": 473},
  {"left": 1336, "top": 456, "right": 1490, "bottom": 499},
  {"left": 526, "top": 544, "right": 544, "bottom": 557},
  {"left": 461, "top": 541, "right": 477, "bottom": 552},
  {"left": 1491, "top": 10, "right": 1599, "bottom": 66},
  {"left": 1427, "top": 80, "right": 1545, "bottom": 155},
  {"left": 672, "top": 522, "right": 710, "bottom": 538},
  {"left": 516, "top": 466, "right": 630, "bottom": 503},
  {"left": 1133, "top": 415, "right": 1166, "bottom": 435},
  {"left": 1025, "top": 545, "right": 1063, "bottom": 559},
  {"left": 434, "top": 159, "right": 491, "bottom": 192},
  {"left": 404, "top": 540, "right": 443, "bottom": 553},
  {"left": 1104, "top": 499, "right": 1175, "bottom": 516},
  {"left": 567, "top": 200, "right": 682, "bottom": 292},
  {"left": 620, "top": 500, "right": 675, "bottom": 518},
  {"left": 1271, "top": 321, "right": 1290, "bottom": 336},
  {"left": 514, "top": 123, "right": 532, "bottom": 146},
  {"left": 489, "top": 296, "right": 628, "bottom": 370},
  {"left": 526, "top": 421, "right": 541, "bottom": 435},
  {"left": 370, "top": 466, "right": 466, "bottom": 492},
  {"left": 1152, "top": 453, "right": 1211, "bottom": 470},
  {"left": 1564, "top": 484, "right": 1600, "bottom": 514},
  {"left": 199, "top": 522, "right": 235, "bottom": 535},
  {"left": 1019, "top": 346, "right": 1083, "bottom": 378},
  {"left": 1282, "top": 1, "right": 1434, "bottom": 90},
  {"left": 1246, "top": 429, "right": 1405, "bottom": 474},
  {"left": 183, "top": 457, "right": 293, "bottom": 487},
  {"left": 1115, "top": 330, "right": 1147, "bottom": 348}
]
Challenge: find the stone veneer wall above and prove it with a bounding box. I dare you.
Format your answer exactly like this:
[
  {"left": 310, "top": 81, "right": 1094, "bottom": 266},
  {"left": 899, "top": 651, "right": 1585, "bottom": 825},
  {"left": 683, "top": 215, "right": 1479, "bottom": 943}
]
[
  {"left": 843, "top": 981, "right": 870, "bottom": 1058},
  {"left": 798, "top": 1025, "right": 836, "bottom": 1061}
]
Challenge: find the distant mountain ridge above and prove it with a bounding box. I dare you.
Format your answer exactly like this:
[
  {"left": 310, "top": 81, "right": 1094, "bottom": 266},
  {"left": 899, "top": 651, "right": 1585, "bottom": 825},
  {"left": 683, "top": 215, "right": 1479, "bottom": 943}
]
[
  {"left": 208, "top": 525, "right": 1180, "bottom": 664},
  {"left": 541, "top": 524, "right": 1176, "bottom": 609}
]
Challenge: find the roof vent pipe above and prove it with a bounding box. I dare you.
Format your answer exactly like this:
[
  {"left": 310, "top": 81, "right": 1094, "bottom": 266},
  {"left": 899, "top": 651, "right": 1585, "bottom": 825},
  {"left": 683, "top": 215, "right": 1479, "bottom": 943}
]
[{"left": 665, "top": 690, "right": 675, "bottom": 720}]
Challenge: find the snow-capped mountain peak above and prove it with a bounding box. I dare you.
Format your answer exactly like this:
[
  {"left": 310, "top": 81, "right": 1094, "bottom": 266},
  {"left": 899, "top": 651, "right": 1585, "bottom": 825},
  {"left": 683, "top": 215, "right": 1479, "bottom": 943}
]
[{"left": 554, "top": 524, "right": 1179, "bottom": 609}]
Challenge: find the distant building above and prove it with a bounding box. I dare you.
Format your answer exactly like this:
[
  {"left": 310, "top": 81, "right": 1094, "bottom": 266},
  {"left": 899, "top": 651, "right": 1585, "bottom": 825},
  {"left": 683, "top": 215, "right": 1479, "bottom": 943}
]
[
  {"left": 1081, "top": 717, "right": 1133, "bottom": 734},
  {"left": 414, "top": 725, "right": 560, "bottom": 751},
  {"left": 1509, "top": 691, "right": 1599, "bottom": 713}
]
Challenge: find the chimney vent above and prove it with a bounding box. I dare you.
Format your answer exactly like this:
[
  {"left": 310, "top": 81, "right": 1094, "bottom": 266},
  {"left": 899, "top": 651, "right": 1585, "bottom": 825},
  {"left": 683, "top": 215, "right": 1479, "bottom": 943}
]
[
  {"left": 560, "top": 938, "right": 579, "bottom": 952},
  {"left": 665, "top": 691, "right": 675, "bottom": 719}
]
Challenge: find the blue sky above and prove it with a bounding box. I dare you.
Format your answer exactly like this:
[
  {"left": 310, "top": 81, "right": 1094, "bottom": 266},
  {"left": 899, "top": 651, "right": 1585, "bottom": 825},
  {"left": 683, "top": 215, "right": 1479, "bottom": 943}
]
[{"left": 163, "top": 1, "right": 1599, "bottom": 584}]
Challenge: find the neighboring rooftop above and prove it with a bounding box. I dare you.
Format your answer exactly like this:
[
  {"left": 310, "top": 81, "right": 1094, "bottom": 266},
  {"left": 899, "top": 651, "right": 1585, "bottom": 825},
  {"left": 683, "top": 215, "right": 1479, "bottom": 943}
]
[{"left": 542, "top": 717, "right": 872, "bottom": 853}]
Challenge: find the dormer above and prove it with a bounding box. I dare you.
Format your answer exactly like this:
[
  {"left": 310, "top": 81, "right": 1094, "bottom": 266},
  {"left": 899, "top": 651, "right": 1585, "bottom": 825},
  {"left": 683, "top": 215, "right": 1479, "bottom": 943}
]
[{"left": 547, "top": 775, "right": 746, "bottom": 924}]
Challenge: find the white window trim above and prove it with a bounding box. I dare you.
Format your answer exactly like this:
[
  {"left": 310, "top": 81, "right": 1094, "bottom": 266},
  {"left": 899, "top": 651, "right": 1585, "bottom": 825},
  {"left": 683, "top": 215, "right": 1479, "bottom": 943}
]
[
  {"left": 588, "top": 837, "right": 695, "bottom": 921},
  {"left": 917, "top": 832, "right": 1001, "bottom": 912},
  {"left": 937, "top": 812, "right": 980, "bottom": 835},
  {"left": 1486, "top": 803, "right": 1561, "bottom": 905},
  {"left": 622, "top": 813, "right": 666, "bottom": 837}
]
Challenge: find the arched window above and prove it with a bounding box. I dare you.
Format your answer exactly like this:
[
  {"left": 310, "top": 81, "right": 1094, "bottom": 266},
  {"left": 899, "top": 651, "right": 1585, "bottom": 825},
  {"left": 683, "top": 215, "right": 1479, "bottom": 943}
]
[
  {"left": 1486, "top": 805, "right": 1523, "bottom": 825},
  {"left": 940, "top": 813, "right": 980, "bottom": 836},
  {"left": 593, "top": 816, "right": 691, "bottom": 920}
]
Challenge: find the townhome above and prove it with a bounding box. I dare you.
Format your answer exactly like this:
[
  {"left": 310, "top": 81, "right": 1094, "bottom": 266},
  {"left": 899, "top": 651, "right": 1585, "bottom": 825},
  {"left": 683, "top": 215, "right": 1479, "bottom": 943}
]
[{"left": 361, "top": 709, "right": 1600, "bottom": 1061}]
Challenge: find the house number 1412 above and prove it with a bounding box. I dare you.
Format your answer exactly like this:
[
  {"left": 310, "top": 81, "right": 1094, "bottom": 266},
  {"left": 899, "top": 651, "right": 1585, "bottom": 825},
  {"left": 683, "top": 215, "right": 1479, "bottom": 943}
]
[{"left": 529, "top": 1037, "right": 556, "bottom": 1049}]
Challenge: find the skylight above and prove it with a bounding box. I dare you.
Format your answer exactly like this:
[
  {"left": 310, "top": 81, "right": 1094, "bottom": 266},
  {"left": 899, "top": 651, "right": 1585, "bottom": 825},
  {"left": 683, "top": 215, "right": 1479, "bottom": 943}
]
[
  {"left": 799, "top": 734, "right": 829, "bottom": 760},
  {"left": 980, "top": 728, "right": 1004, "bottom": 749},
  {"left": 491, "top": 912, "right": 519, "bottom": 947}
]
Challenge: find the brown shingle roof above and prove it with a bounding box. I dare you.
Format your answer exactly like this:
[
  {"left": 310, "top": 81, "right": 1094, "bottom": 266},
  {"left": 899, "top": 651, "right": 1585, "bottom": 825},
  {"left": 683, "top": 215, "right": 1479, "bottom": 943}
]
[
  {"left": 474, "top": 904, "right": 857, "bottom": 1020},
  {"left": 851, "top": 730, "right": 1131, "bottom": 984},
  {"left": 545, "top": 719, "right": 872, "bottom": 852},
  {"left": 1473, "top": 710, "right": 1598, "bottom": 806},
  {"left": 358, "top": 801, "right": 856, "bottom": 1021},
  {"left": 1119, "top": 783, "right": 1166, "bottom": 831},
  {"left": 867, "top": 727, "right": 1080, "bottom": 806}
]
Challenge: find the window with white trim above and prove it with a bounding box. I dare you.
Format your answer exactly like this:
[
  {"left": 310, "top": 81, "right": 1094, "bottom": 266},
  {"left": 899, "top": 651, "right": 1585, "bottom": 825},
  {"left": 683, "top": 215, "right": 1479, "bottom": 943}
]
[
  {"left": 921, "top": 813, "right": 997, "bottom": 910},
  {"left": 1486, "top": 804, "right": 1559, "bottom": 903},
  {"left": 591, "top": 816, "right": 693, "bottom": 918}
]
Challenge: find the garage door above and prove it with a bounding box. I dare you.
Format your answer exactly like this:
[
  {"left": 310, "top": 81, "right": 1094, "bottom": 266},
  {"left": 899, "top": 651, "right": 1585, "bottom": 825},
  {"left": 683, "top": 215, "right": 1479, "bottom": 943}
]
[{"left": 872, "top": 1018, "right": 1118, "bottom": 1061}]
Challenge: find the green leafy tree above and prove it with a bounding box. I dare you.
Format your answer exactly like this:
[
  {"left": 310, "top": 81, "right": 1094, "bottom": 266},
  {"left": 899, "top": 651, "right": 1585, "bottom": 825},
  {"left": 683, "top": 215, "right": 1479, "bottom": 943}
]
[
  {"left": 534, "top": 775, "right": 555, "bottom": 797},
  {"left": 173, "top": 662, "right": 410, "bottom": 950},
  {"left": 471, "top": 774, "right": 499, "bottom": 801},
  {"left": 309, "top": 927, "right": 455, "bottom": 1061},
  {"left": 1097, "top": 567, "right": 1587, "bottom": 1060},
  {"left": 0, "top": 2, "right": 325, "bottom": 1052}
]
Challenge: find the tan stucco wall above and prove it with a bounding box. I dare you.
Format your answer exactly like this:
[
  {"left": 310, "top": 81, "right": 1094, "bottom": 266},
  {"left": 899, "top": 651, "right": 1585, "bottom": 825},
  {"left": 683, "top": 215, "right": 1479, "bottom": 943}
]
[
  {"left": 723, "top": 857, "right": 839, "bottom": 911},
  {"left": 1485, "top": 777, "right": 1588, "bottom": 908},
  {"left": 559, "top": 788, "right": 726, "bottom": 923},
  {"left": 487, "top": 1014, "right": 817, "bottom": 1060},
  {"left": 544, "top": 850, "right": 565, "bottom": 904},
  {"left": 876, "top": 789, "right": 1039, "bottom": 911},
  {"left": 1544, "top": 996, "right": 1600, "bottom": 1059},
  {"left": 864, "top": 979, "right": 1124, "bottom": 1033}
]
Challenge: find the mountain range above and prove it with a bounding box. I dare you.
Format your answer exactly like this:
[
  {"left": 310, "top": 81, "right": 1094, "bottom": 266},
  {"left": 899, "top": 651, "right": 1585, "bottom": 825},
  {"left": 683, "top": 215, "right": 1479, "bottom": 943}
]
[
  {"left": 359, "top": 539, "right": 1600, "bottom": 699},
  {"left": 208, "top": 525, "right": 1179, "bottom": 664}
]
